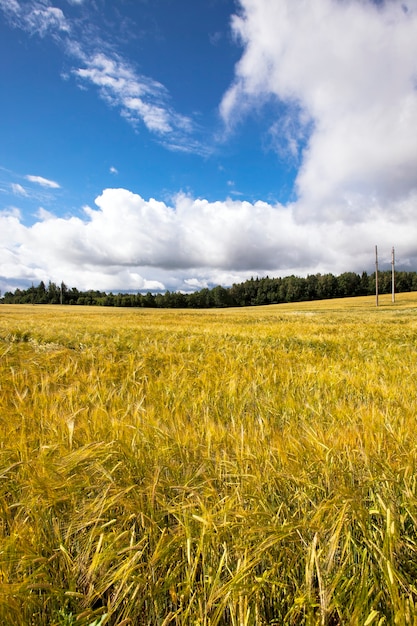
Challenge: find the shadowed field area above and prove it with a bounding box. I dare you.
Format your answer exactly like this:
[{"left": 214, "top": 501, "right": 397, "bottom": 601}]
[{"left": 1, "top": 294, "right": 417, "bottom": 625}]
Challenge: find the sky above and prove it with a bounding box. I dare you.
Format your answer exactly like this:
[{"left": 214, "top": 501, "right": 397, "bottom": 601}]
[{"left": 1, "top": 0, "right": 417, "bottom": 294}]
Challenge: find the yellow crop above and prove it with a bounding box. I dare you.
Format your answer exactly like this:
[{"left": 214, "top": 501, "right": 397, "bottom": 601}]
[{"left": 1, "top": 294, "right": 417, "bottom": 625}]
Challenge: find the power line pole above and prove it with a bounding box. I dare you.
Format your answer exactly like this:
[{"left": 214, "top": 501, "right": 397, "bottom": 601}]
[
  {"left": 375, "top": 245, "right": 379, "bottom": 307},
  {"left": 391, "top": 246, "right": 395, "bottom": 303}
]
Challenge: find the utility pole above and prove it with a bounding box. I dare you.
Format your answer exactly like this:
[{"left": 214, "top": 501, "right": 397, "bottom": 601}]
[
  {"left": 391, "top": 246, "right": 395, "bottom": 303},
  {"left": 375, "top": 245, "right": 379, "bottom": 307}
]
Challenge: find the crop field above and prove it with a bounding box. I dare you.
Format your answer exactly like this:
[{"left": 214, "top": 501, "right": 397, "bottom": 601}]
[{"left": 1, "top": 294, "right": 417, "bottom": 625}]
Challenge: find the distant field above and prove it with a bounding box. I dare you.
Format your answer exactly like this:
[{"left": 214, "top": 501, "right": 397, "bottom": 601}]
[{"left": 1, "top": 294, "right": 417, "bottom": 625}]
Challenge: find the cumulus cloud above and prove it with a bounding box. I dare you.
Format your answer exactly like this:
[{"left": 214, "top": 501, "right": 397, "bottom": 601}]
[
  {"left": 1, "top": 187, "right": 417, "bottom": 294},
  {"left": 26, "top": 174, "right": 61, "bottom": 189},
  {"left": 222, "top": 0, "right": 417, "bottom": 222}
]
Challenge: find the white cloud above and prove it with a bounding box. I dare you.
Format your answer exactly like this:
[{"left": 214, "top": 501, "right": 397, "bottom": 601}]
[
  {"left": 1, "top": 187, "right": 417, "bottom": 294},
  {"left": 25, "top": 175, "right": 61, "bottom": 189},
  {"left": 0, "top": 0, "right": 21, "bottom": 18},
  {"left": 36, "top": 207, "right": 55, "bottom": 220},
  {"left": 0, "top": 0, "right": 70, "bottom": 36},
  {"left": 73, "top": 52, "right": 199, "bottom": 144},
  {"left": 0, "top": 206, "right": 22, "bottom": 221},
  {"left": 222, "top": 0, "right": 417, "bottom": 221},
  {"left": 25, "top": 5, "right": 69, "bottom": 36},
  {"left": 0, "top": 1, "right": 202, "bottom": 151},
  {"left": 11, "top": 183, "right": 28, "bottom": 196},
  {"left": 109, "top": 166, "right": 118, "bottom": 175}
]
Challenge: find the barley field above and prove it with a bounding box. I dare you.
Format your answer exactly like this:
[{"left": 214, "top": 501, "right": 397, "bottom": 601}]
[{"left": 1, "top": 294, "right": 417, "bottom": 625}]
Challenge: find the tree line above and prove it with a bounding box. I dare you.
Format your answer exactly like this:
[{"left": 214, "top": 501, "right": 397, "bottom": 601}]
[{"left": 1, "top": 270, "right": 417, "bottom": 308}]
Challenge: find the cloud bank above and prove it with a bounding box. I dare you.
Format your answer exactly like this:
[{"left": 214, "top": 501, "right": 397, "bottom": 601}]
[{"left": 2, "top": 187, "right": 417, "bottom": 294}]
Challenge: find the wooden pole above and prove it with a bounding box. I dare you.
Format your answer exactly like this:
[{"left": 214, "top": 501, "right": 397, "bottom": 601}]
[
  {"left": 391, "top": 246, "right": 395, "bottom": 303},
  {"left": 375, "top": 245, "right": 379, "bottom": 307}
]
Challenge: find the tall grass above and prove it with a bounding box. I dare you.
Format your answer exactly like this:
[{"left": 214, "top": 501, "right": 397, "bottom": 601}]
[{"left": 1, "top": 295, "right": 417, "bottom": 624}]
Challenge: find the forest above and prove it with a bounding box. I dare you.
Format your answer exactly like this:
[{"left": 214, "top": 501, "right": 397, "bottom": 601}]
[{"left": 1, "top": 270, "right": 417, "bottom": 308}]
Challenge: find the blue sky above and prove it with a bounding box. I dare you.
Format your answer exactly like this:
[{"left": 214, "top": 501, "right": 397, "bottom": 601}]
[{"left": 1, "top": 0, "right": 417, "bottom": 294}]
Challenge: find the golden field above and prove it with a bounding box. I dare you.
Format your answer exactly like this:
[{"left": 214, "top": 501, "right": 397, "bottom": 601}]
[{"left": 1, "top": 294, "right": 417, "bottom": 625}]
